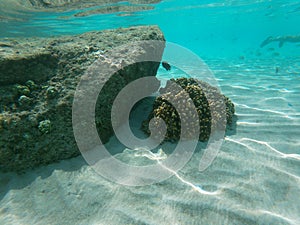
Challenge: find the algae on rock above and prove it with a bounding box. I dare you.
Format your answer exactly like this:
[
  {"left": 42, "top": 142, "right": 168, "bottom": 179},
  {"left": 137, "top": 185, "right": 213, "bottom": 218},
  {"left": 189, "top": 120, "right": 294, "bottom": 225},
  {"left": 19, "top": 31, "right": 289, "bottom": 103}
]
[{"left": 0, "top": 25, "right": 165, "bottom": 172}]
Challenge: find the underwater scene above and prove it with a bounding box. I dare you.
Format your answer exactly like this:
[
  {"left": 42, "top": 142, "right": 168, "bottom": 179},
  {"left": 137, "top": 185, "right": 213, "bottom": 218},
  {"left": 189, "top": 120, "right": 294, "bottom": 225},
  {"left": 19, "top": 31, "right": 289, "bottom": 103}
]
[{"left": 0, "top": 0, "right": 300, "bottom": 224}]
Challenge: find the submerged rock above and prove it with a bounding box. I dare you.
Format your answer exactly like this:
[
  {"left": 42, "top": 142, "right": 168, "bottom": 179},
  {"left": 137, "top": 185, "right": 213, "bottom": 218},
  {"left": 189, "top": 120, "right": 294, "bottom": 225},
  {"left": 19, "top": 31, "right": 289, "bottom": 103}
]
[
  {"left": 142, "top": 78, "right": 235, "bottom": 142},
  {"left": 0, "top": 25, "right": 165, "bottom": 172}
]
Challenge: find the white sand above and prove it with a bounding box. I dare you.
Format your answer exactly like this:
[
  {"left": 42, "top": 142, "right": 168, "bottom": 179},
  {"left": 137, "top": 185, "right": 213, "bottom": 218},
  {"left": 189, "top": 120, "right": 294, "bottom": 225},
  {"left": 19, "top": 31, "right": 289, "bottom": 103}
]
[{"left": 1, "top": 59, "right": 300, "bottom": 225}]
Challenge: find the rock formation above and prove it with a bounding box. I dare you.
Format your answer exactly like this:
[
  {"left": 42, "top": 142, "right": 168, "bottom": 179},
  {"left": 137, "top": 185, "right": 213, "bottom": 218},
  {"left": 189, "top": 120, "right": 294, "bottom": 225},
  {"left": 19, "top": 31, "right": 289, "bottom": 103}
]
[
  {"left": 142, "top": 78, "right": 235, "bottom": 142},
  {"left": 0, "top": 25, "right": 165, "bottom": 172}
]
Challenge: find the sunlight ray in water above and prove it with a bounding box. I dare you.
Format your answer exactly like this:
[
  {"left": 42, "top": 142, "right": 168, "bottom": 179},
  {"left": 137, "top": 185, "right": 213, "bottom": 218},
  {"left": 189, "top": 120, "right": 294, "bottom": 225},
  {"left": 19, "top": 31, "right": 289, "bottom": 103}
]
[
  {"left": 256, "top": 210, "right": 297, "bottom": 224},
  {"left": 133, "top": 147, "right": 221, "bottom": 195},
  {"left": 236, "top": 121, "right": 265, "bottom": 126},
  {"left": 225, "top": 137, "right": 300, "bottom": 161},
  {"left": 225, "top": 137, "right": 257, "bottom": 152},
  {"left": 236, "top": 103, "right": 297, "bottom": 119},
  {"left": 241, "top": 138, "right": 300, "bottom": 160},
  {"left": 1, "top": 0, "right": 300, "bottom": 224},
  {"left": 269, "top": 165, "right": 300, "bottom": 183}
]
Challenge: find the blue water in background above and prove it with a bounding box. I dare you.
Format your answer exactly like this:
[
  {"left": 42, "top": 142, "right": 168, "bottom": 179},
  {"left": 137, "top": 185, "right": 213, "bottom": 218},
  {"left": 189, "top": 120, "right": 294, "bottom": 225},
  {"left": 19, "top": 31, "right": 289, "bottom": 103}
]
[
  {"left": 1, "top": 0, "right": 300, "bottom": 58},
  {"left": 1, "top": 1, "right": 300, "bottom": 224}
]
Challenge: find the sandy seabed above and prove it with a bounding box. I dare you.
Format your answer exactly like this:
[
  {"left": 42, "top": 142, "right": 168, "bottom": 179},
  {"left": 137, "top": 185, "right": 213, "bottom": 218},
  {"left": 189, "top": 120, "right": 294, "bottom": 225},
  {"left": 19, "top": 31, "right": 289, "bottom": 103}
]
[{"left": 1, "top": 58, "right": 300, "bottom": 225}]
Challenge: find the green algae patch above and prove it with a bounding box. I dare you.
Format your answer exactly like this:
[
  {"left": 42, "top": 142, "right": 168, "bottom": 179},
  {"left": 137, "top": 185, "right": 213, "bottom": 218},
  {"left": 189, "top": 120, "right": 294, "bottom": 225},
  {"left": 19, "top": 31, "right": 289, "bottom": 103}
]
[{"left": 0, "top": 25, "right": 165, "bottom": 172}]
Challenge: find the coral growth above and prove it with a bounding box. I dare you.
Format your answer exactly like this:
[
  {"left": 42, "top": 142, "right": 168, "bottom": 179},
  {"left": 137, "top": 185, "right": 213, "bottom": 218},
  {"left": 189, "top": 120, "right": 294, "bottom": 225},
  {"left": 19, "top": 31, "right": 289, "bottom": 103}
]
[{"left": 142, "top": 78, "right": 235, "bottom": 142}]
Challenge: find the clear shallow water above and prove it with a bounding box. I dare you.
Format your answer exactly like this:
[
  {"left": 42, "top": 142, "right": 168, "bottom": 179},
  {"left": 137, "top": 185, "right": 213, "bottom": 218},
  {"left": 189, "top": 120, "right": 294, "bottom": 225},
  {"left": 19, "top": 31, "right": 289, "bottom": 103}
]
[
  {"left": 1, "top": 0, "right": 300, "bottom": 224},
  {"left": 1, "top": 0, "right": 300, "bottom": 58},
  {"left": 1, "top": 58, "right": 299, "bottom": 224}
]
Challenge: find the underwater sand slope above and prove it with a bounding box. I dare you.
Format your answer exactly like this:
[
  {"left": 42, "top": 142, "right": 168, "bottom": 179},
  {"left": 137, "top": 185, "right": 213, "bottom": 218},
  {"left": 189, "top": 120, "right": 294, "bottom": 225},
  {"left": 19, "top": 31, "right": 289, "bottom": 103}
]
[{"left": 0, "top": 127, "right": 299, "bottom": 224}]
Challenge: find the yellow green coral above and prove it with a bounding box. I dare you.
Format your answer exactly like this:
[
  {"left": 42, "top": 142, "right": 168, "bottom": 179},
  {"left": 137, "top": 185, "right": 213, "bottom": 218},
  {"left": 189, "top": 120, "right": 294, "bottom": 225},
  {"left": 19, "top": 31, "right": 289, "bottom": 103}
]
[{"left": 142, "top": 77, "right": 235, "bottom": 142}]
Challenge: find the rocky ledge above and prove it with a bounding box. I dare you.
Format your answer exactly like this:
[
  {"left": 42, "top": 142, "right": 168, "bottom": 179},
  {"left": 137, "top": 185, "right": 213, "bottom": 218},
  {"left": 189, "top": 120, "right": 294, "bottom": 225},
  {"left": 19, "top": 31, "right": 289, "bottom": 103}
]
[{"left": 0, "top": 25, "right": 165, "bottom": 172}]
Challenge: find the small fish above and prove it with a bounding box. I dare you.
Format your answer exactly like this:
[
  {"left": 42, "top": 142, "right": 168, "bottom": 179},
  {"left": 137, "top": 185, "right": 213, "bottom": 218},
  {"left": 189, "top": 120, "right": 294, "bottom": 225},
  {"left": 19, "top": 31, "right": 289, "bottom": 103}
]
[
  {"left": 162, "top": 61, "right": 171, "bottom": 71},
  {"left": 275, "top": 67, "right": 279, "bottom": 73}
]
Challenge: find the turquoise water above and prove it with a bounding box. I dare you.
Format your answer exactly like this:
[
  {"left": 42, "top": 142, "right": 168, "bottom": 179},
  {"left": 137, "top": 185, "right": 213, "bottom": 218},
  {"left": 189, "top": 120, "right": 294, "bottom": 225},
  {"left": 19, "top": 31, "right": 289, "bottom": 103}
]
[
  {"left": 2, "top": 0, "right": 300, "bottom": 58},
  {"left": 1, "top": 0, "right": 300, "bottom": 224}
]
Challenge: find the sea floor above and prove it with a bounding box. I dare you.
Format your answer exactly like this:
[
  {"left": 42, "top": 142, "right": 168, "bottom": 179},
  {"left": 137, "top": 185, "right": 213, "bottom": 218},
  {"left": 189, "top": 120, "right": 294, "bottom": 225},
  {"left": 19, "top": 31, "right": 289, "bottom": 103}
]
[{"left": 0, "top": 58, "right": 300, "bottom": 225}]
